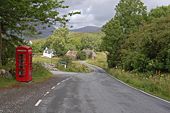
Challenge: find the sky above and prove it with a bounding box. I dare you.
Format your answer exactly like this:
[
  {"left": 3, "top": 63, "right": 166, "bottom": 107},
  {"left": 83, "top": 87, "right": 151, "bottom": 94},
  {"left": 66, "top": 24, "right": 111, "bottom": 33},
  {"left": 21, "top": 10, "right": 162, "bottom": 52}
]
[{"left": 62, "top": 0, "right": 170, "bottom": 29}]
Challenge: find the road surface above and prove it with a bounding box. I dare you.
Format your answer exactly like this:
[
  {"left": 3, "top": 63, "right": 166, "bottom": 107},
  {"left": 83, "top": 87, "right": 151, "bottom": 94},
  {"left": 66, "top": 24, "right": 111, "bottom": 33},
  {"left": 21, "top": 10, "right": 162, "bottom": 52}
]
[{"left": 0, "top": 64, "right": 170, "bottom": 113}]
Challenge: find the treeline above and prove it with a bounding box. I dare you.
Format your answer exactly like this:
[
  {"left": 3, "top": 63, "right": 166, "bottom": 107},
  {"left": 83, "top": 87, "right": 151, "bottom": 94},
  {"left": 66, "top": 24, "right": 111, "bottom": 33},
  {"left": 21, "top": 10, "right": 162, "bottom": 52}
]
[
  {"left": 102, "top": 0, "right": 170, "bottom": 73},
  {"left": 32, "top": 28, "right": 103, "bottom": 56}
]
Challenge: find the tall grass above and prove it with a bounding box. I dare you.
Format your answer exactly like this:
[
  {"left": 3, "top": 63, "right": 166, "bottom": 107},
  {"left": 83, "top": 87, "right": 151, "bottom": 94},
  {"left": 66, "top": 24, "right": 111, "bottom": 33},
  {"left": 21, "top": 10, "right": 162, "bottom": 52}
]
[
  {"left": 109, "top": 69, "right": 170, "bottom": 101},
  {"left": 32, "top": 63, "right": 52, "bottom": 83},
  {"left": 87, "top": 52, "right": 108, "bottom": 69}
]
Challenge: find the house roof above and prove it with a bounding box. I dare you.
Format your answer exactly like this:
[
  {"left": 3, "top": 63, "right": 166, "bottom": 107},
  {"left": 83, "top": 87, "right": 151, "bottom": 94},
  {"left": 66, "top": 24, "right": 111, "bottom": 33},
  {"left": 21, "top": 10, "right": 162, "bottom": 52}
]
[
  {"left": 44, "top": 47, "right": 54, "bottom": 54},
  {"left": 66, "top": 50, "right": 77, "bottom": 56}
]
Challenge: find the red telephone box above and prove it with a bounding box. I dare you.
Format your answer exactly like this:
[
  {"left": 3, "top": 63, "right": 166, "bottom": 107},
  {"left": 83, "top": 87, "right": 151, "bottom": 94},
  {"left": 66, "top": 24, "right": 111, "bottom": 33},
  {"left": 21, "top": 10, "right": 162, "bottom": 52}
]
[{"left": 16, "top": 46, "right": 32, "bottom": 82}]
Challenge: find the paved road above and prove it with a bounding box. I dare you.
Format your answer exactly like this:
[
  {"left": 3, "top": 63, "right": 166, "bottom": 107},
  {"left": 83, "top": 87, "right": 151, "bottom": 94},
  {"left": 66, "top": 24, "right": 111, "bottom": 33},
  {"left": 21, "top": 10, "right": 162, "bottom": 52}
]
[
  {"left": 35, "top": 64, "right": 170, "bottom": 113},
  {"left": 0, "top": 64, "right": 170, "bottom": 113}
]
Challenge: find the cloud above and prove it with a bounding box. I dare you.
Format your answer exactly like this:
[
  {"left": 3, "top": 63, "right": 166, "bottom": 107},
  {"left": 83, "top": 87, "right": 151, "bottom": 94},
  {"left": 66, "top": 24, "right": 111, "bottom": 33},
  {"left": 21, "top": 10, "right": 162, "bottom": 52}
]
[
  {"left": 142, "top": 0, "right": 170, "bottom": 10},
  {"left": 69, "top": 13, "right": 96, "bottom": 28},
  {"left": 62, "top": 0, "right": 170, "bottom": 29},
  {"left": 86, "top": 6, "right": 92, "bottom": 13}
]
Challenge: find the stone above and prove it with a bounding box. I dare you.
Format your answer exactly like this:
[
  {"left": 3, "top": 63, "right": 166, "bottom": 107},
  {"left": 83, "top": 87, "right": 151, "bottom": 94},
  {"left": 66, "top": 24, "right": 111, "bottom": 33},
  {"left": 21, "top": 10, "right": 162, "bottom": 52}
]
[
  {"left": 4, "top": 71, "right": 13, "bottom": 78},
  {"left": 0, "top": 69, "right": 6, "bottom": 75}
]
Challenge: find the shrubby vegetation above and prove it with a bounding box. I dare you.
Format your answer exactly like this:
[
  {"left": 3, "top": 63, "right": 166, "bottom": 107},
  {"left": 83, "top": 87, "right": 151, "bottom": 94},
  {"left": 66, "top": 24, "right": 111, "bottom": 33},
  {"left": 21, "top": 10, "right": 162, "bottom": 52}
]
[
  {"left": 149, "top": 5, "right": 170, "bottom": 19},
  {"left": 102, "top": 0, "right": 170, "bottom": 74},
  {"left": 122, "top": 17, "right": 170, "bottom": 73},
  {"left": 45, "top": 28, "right": 69, "bottom": 56},
  {"left": 1, "top": 37, "right": 25, "bottom": 65},
  {"left": 58, "top": 56, "right": 72, "bottom": 66},
  {"left": 109, "top": 69, "right": 170, "bottom": 101},
  {"left": 32, "top": 63, "right": 52, "bottom": 83},
  {"left": 77, "top": 51, "right": 87, "bottom": 60},
  {"left": 56, "top": 56, "right": 90, "bottom": 73},
  {"left": 32, "top": 39, "right": 46, "bottom": 53},
  {"left": 32, "top": 28, "right": 104, "bottom": 56},
  {"left": 87, "top": 52, "right": 108, "bottom": 69}
]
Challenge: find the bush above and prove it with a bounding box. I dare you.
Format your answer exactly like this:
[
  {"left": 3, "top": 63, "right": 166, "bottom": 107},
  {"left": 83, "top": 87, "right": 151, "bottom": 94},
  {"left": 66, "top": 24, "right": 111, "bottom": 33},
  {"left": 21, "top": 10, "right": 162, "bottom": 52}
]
[
  {"left": 77, "top": 51, "right": 87, "bottom": 60},
  {"left": 58, "top": 56, "right": 72, "bottom": 65},
  {"left": 121, "top": 51, "right": 148, "bottom": 72}
]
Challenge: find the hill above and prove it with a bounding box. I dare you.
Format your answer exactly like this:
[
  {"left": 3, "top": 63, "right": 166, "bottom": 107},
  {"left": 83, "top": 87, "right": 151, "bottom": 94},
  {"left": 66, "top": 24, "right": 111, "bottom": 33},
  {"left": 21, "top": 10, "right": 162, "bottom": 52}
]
[
  {"left": 70, "top": 26, "right": 101, "bottom": 33},
  {"left": 24, "top": 25, "right": 55, "bottom": 40}
]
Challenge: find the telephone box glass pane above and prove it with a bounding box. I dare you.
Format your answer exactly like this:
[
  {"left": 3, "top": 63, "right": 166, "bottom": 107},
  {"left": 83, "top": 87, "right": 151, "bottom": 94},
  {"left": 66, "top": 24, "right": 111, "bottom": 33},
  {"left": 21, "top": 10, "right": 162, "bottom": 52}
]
[
  {"left": 29, "top": 54, "right": 32, "bottom": 76},
  {"left": 18, "top": 54, "right": 25, "bottom": 77},
  {"left": 19, "top": 70, "right": 24, "bottom": 77}
]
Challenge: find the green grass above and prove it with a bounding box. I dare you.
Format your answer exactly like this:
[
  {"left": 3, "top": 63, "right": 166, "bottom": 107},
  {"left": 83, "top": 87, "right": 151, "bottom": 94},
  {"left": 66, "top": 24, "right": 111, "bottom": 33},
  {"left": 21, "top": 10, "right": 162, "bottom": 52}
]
[
  {"left": 33, "top": 54, "right": 59, "bottom": 64},
  {"left": 108, "top": 69, "right": 170, "bottom": 101},
  {"left": 87, "top": 52, "right": 170, "bottom": 101},
  {"left": 33, "top": 55, "right": 90, "bottom": 73},
  {"left": 87, "top": 52, "right": 108, "bottom": 69},
  {"left": 0, "top": 63, "right": 52, "bottom": 88},
  {"left": 32, "top": 63, "right": 52, "bottom": 83},
  {"left": 57, "top": 61, "right": 90, "bottom": 73},
  {"left": 0, "top": 78, "right": 17, "bottom": 88}
]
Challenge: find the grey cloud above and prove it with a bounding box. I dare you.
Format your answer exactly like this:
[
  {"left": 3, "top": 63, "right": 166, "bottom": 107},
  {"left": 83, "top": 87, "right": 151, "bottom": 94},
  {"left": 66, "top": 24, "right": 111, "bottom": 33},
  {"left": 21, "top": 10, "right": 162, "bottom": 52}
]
[
  {"left": 62, "top": 0, "right": 170, "bottom": 29},
  {"left": 143, "top": 0, "right": 170, "bottom": 10}
]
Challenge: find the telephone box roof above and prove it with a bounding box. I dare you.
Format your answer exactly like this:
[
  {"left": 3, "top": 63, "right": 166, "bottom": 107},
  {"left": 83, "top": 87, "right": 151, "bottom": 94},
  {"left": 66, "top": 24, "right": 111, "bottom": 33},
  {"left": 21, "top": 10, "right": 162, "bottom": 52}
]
[{"left": 16, "top": 46, "right": 32, "bottom": 50}]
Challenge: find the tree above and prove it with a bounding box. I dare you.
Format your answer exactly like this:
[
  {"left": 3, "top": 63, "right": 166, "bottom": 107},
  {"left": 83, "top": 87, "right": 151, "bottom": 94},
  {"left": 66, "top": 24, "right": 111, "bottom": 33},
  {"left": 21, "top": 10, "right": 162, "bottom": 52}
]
[
  {"left": 149, "top": 5, "right": 170, "bottom": 20},
  {"left": 101, "top": 0, "right": 147, "bottom": 68},
  {"left": 0, "top": 0, "right": 79, "bottom": 66},
  {"left": 115, "top": 0, "right": 147, "bottom": 34},
  {"left": 65, "top": 32, "right": 103, "bottom": 51},
  {"left": 81, "top": 36, "right": 101, "bottom": 51},
  {"left": 1, "top": 36, "right": 24, "bottom": 66},
  {"left": 122, "top": 16, "right": 170, "bottom": 73},
  {"left": 31, "top": 40, "right": 46, "bottom": 53},
  {"left": 45, "top": 28, "right": 69, "bottom": 56},
  {"left": 102, "top": 19, "right": 123, "bottom": 67}
]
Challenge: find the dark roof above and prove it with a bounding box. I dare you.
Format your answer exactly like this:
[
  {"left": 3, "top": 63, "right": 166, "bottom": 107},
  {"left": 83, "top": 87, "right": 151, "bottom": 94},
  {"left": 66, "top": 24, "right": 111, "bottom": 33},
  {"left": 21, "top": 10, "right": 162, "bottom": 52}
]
[{"left": 44, "top": 49, "right": 54, "bottom": 54}]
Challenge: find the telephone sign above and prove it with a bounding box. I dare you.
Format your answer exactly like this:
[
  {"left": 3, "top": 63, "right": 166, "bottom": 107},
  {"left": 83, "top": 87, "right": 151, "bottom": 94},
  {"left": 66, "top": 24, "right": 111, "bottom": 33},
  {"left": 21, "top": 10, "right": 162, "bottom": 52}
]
[{"left": 16, "top": 46, "right": 32, "bottom": 82}]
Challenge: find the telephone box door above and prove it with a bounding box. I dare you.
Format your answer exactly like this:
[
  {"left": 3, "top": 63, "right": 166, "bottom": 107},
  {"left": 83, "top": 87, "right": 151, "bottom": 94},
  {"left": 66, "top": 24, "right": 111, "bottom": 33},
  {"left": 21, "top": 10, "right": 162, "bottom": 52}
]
[{"left": 16, "top": 46, "right": 32, "bottom": 82}]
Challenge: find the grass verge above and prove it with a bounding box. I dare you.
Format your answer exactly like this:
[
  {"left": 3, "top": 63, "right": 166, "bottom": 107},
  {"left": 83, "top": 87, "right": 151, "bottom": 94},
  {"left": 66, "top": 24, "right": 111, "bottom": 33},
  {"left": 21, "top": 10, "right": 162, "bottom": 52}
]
[
  {"left": 87, "top": 52, "right": 108, "bottom": 69},
  {"left": 0, "top": 78, "right": 17, "bottom": 88},
  {"left": 0, "top": 63, "right": 52, "bottom": 88},
  {"left": 87, "top": 52, "right": 170, "bottom": 101},
  {"left": 108, "top": 69, "right": 170, "bottom": 101},
  {"left": 57, "top": 61, "right": 90, "bottom": 73},
  {"left": 32, "top": 63, "right": 52, "bottom": 83}
]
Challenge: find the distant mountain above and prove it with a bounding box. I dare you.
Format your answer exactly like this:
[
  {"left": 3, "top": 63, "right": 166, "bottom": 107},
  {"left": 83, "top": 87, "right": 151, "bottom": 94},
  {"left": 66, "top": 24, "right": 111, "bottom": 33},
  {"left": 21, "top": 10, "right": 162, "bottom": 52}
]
[
  {"left": 25, "top": 26, "right": 101, "bottom": 40},
  {"left": 71, "top": 26, "right": 101, "bottom": 33},
  {"left": 24, "top": 25, "right": 55, "bottom": 40},
  {"left": 37, "top": 26, "right": 55, "bottom": 38}
]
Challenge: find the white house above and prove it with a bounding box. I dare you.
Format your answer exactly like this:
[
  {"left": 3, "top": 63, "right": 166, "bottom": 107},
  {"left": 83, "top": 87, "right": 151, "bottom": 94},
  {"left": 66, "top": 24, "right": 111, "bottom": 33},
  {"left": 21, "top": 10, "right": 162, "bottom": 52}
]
[
  {"left": 43, "top": 47, "right": 55, "bottom": 58},
  {"left": 28, "top": 40, "right": 33, "bottom": 45}
]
